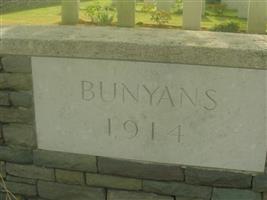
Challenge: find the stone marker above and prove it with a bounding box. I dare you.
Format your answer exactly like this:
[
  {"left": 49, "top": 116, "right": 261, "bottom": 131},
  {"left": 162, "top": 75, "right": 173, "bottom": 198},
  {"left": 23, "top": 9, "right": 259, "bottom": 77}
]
[
  {"left": 247, "top": 0, "right": 267, "bottom": 34},
  {"left": 117, "top": 0, "right": 135, "bottom": 27},
  {"left": 237, "top": 0, "right": 249, "bottom": 18},
  {"left": 183, "top": 0, "right": 202, "bottom": 30},
  {"left": 221, "top": 0, "right": 238, "bottom": 9},
  {"left": 157, "top": 0, "right": 175, "bottom": 11},
  {"left": 32, "top": 57, "right": 267, "bottom": 173},
  {"left": 61, "top": 0, "right": 80, "bottom": 25}
]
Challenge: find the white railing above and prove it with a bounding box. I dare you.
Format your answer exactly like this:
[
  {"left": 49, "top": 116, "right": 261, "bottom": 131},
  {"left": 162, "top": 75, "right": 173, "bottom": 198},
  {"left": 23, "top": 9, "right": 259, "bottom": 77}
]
[{"left": 61, "top": 0, "right": 267, "bottom": 34}]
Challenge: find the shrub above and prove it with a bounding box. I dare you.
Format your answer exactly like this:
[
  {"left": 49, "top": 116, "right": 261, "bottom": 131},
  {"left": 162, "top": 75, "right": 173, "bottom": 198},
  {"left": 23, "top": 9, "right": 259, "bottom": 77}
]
[
  {"left": 84, "top": 1, "right": 115, "bottom": 25},
  {"left": 172, "top": 0, "right": 183, "bottom": 15},
  {"left": 211, "top": 20, "right": 240, "bottom": 32},
  {"left": 141, "top": 3, "right": 156, "bottom": 13},
  {"left": 151, "top": 10, "right": 171, "bottom": 25}
]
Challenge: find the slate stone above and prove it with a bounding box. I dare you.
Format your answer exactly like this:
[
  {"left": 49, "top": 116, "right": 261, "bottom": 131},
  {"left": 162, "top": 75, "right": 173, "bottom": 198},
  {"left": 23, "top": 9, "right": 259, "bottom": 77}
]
[
  {"left": 185, "top": 167, "right": 252, "bottom": 188},
  {"left": 0, "top": 73, "right": 32, "bottom": 90},
  {"left": 56, "top": 169, "right": 84, "bottom": 185},
  {"left": 2, "top": 56, "right": 31, "bottom": 73},
  {"left": 38, "top": 180, "right": 105, "bottom": 200},
  {"left": 6, "top": 163, "right": 55, "bottom": 181},
  {"left": 0, "top": 161, "right": 6, "bottom": 178},
  {"left": 6, "top": 181, "right": 37, "bottom": 196},
  {"left": 212, "top": 188, "right": 262, "bottom": 200},
  {"left": 0, "top": 92, "right": 9, "bottom": 106},
  {"left": 0, "top": 107, "right": 33, "bottom": 123},
  {"left": 253, "top": 174, "right": 267, "bottom": 192},
  {"left": 6, "top": 175, "right": 37, "bottom": 185},
  {"left": 9, "top": 91, "right": 33, "bottom": 107},
  {"left": 86, "top": 173, "right": 142, "bottom": 190},
  {"left": 0, "top": 146, "right": 33, "bottom": 164},
  {"left": 143, "top": 180, "right": 212, "bottom": 200},
  {"left": 107, "top": 190, "right": 173, "bottom": 200},
  {"left": 98, "top": 157, "right": 184, "bottom": 181},
  {"left": 3, "top": 124, "right": 36, "bottom": 148},
  {"left": 33, "top": 149, "right": 97, "bottom": 172}
]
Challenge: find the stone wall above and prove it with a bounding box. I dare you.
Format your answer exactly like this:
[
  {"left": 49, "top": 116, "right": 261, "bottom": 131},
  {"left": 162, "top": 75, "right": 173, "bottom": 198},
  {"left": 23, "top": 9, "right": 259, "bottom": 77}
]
[
  {"left": 0, "top": 54, "right": 266, "bottom": 200},
  {"left": 0, "top": 25, "right": 267, "bottom": 200}
]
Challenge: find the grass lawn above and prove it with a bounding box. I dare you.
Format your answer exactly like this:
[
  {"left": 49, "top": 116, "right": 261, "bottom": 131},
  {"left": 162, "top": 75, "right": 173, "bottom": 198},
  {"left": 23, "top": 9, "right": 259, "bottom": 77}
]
[{"left": 0, "top": 0, "right": 264, "bottom": 33}]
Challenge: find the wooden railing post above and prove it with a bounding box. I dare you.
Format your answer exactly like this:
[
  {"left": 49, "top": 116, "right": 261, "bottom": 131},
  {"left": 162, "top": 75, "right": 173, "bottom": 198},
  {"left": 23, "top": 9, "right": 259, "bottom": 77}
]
[
  {"left": 183, "top": 0, "right": 202, "bottom": 30},
  {"left": 247, "top": 0, "right": 267, "bottom": 34},
  {"left": 61, "top": 0, "right": 80, "bottom": 25},
  {"left": 117, "top": 0, "right": 136, "bottom": 27}
]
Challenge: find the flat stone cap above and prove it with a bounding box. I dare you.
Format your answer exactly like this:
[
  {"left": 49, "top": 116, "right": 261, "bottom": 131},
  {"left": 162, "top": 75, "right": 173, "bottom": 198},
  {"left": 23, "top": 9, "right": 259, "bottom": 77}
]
[{"left": 1, "top": 25, "right": 266, "bottom": 69}]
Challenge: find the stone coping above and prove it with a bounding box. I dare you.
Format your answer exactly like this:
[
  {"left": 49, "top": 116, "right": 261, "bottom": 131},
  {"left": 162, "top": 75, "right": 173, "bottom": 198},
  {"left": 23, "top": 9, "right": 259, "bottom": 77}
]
[{"left": 1, "top": 25, "right": 266, "bottom": 69}]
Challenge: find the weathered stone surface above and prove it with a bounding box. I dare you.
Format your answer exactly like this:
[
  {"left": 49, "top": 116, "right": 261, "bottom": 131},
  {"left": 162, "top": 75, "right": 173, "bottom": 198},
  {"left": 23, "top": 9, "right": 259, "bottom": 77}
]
[
  {"left": 3, "top": 124, "right": 36, "bottom": 148},
  {"left": 56, "top": 169, "right": 84, "bottom": 185},
  {"left": 0, "top": 125, "right": 3, "bottom": 145},
  {"left": 107, "top": 190, "right": 173, "bottom": 200},
  {"left": 86, "top": 173, "right": 142, "bottom": 190},
  {"left": 0, "top": 161, "right": 6, "bottom": 178},
  {"left": 0, "top": 73, "right": 32, "bottom": 90},
  {"left": 9, "top": 91, "right": 32, "bottom": 107},
  {"left": 33, "top": 149, "right": 97, "bottom": 172},
  {"left": 0, "top": 107, "right": 33, "bottom": 123},
  {"left": 0, "top": 92, "right": 9, "bottom": 106},
  {"left": 185, "top": 168, "right": 252, "bottom": 188},
  {"left": 32, "top": 57, "right": 267, "bottom": 173},
  {"left": 38, "top": 180, "right": 105, "bottom": 200},
  {"left": 212, "top": 188, "right": 261, "bottom": 200},
  {"left": 1, "top": 56, "right": 31, "bottom": 73},
  {"left": 6, "top": 175, "right": 36, "bottom": 184},
  {"left": 143, "top": 180, "right": 212, "bottom": 200},
  {"left": 176, "top": 197, "right": 204, "bottom": 200},
  {"left": 6, "top": 163, "right": 55, "bottom": 181},
  {"left": 253, "top": 174, "right": 267, "bottom": 192},
  {"left": 1, "top": 26, "right": 266, "bottom": 69},
  {"left": 6, "top": 181, "right": 37, "bottom": 196},
  {"left": 98, "top": 158, "right": 184, "bottom": 181},
  {"left": 0, "top": 146, "right": 32, "bottom": 163}
]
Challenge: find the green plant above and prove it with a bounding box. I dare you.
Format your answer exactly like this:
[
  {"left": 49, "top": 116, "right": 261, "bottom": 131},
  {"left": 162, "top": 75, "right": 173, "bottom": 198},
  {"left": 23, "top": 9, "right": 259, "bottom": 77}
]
[
  {"left": 211, "top": 20, "right": 240, "bottom": 32},
  {"left": 208, "top": 3, "right": 227, "bottom": 16},
  {"left": 84, "top": 2, "right": 115, "bottom": 25},
  {"left": 172, "top": 0, "right": 183, "bottom": 15},
  {"left": 140, "top": 3, "right": 156, "bottom": 13},
  {"left": 151, "top": 10, "right": 171, "bottom": 25}
]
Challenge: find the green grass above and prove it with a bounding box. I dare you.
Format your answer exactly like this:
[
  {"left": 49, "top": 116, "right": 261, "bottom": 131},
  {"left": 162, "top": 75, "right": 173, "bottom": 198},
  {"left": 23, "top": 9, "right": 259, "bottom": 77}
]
[{"left": 0, "top": 0, "right": 265, "bottom": 33}]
